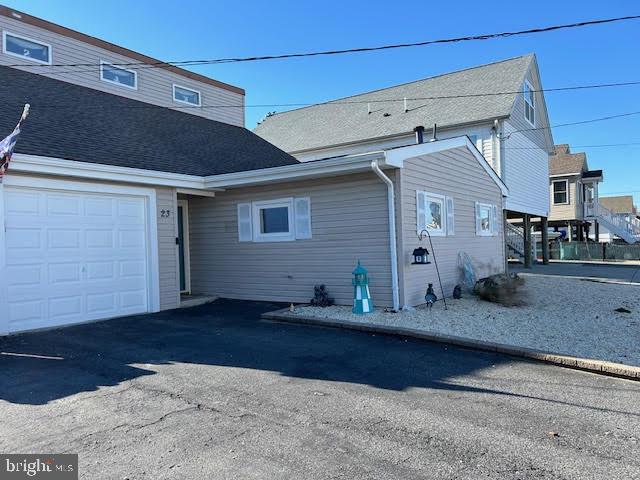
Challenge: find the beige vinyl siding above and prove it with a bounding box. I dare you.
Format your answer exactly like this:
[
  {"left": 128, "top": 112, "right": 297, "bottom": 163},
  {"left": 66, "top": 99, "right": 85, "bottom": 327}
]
[
  {"left": 0, "top": 16, "right": 244, "bottom": 126},
  {"left": 400, "top": 147, "right": 505, "bottom": 307},
  {"left": 188, "top": 172, "right": 393, "bottom": 306},
  {"left": 549, "top": 176, "right": 581, "bottom": 222},
  {"left": 156, "top": 186, "right": 179, "bottom": 310}
]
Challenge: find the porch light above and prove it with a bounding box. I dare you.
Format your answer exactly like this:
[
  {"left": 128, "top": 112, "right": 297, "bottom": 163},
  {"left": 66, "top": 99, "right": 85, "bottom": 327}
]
[{"left": 411, "top": 246, "right": 431, "bottom": 265}]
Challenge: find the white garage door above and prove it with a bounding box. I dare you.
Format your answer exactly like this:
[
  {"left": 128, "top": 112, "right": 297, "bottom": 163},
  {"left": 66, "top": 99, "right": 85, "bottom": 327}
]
[{"left": 2, "top": 184, "right": 152, "bottom": 333}]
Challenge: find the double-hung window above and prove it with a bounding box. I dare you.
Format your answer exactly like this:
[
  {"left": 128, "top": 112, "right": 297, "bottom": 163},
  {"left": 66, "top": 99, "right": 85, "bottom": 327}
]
[
  {"left": 524, "top": 80, "right": 535, "bottom": 126},
  {"left": 100, "top": 61, "right": 138, "bottom": 89},
  {"left": 238, "top": 197, "right": 312, "bottom": 242},
  {"left": 416, "top": 191, "right": 455, "bottom": 236},
  {"left": 552, "top": 179, "right": 569, "bottom": 205},
  {"left": 475, "top": 202, "right": 499, "bottom": 236},
  {"left": 2, "top": 31, "right": 51, "bottom": 64}
]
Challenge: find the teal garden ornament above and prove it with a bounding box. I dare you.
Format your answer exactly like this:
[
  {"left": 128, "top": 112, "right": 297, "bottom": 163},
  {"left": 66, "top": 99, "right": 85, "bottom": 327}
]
[{"left": 352, "top": 260, "right": 374, "bottom": 314}]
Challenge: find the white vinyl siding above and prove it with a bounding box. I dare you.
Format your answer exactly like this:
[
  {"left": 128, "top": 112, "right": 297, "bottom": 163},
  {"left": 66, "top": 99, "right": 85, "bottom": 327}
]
[{"left": 0, "top": 14, "right": 244, "bottom": 125}]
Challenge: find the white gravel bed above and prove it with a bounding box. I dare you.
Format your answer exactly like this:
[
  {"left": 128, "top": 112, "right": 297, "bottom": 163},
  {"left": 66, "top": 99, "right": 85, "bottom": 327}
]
[{"left": 290, "top": 276, "right": 640, "bottom": 367}]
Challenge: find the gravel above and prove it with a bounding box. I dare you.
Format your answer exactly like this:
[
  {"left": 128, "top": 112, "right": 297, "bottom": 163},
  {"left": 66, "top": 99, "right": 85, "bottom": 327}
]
[{"left": 289, "top": 276, "right": 640, "bottom": 367}]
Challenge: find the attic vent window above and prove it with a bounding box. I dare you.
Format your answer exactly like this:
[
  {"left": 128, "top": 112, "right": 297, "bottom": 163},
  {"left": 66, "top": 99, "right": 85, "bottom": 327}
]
[
  {"left": 524, "top": 80, "right": 535, "bottom": 126},
  {"left": 2, "top": 32, "right": 51, "bottom": 64},
  {"left": 100, "top": 61, "right": 137, "bottom": 90},
  {"left": 173, "top": 84, "right": 201, "bottom": 106}
]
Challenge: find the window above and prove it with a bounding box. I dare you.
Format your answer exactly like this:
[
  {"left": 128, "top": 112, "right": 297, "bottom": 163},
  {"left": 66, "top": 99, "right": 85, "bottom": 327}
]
[
  {"left": 173, "top": 84, "right": 201, "bottom": 106},
  {"left": 552, "top": 180, "right": 568, "bottom": 204},
  {"left": 2, "top": 31, "right": 51, "bottom": 64},
  {"left": 475, "top": 202, "right": 499, "bottom": 236},
  {"left": 100, "top": 61, "right": 137, "bottom": 89},
  {"left": 524, "top": 80, "right": 535, "bottom": 126},
  {"left": 237, "top": 197, "right": 311, "bottom": 242},
  {"left": 417, "top": 191, "right": 454, "bottom": 236}
]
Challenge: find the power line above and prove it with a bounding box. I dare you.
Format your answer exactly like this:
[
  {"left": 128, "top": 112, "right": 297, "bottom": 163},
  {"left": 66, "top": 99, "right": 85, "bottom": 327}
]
[
  {"left": 5, "top": 15, "right": 640, "bottom": 69},
  {"left": 505, "top": 142, "right": 640, "bottom": 150},
  {"left": 505, "top": 111, "right": 640, "bottom": 137},
  {"left": 18, "top": 81, "right": 640, "bottom": 111}
]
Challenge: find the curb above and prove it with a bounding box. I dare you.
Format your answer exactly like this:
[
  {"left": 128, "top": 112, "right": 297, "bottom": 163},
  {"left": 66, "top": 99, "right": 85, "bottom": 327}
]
[{"left": 261, "top": 309, "right": 640, "bottom": 381}]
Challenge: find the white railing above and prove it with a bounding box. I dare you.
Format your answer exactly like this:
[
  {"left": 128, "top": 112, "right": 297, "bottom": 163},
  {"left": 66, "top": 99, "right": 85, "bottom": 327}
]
[
  {"left": 505, "top": 222, "right": 524, "bottom": 255},
  {"left": 586, "top": 201, "right": 640, "bottom": 244}
]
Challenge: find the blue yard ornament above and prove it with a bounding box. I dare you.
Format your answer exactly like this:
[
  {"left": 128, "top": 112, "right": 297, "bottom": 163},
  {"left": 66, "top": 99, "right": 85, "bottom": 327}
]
[{"left": 352, "top": 260, "right": 374, "bottom": 314}]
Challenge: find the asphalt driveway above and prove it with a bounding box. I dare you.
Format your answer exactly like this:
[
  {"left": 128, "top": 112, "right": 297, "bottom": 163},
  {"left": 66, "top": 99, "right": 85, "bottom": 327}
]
[{"left": 1, "top": 300, "right": 639, "bottom": 479}]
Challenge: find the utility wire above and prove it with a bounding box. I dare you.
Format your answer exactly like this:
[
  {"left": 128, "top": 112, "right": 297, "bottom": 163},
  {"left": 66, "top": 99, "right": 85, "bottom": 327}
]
[
  {"left": 505, "top": 142, "right": 640, "bottom": 150},
  {"left": 5, "top": 15, "right": 640, "bottom": 69},
  {"left": 17, "top": 81, "right": 640, "bottom": 111},
  {"left": 504, "top": 111, "right": 640, "bottom": 137}
]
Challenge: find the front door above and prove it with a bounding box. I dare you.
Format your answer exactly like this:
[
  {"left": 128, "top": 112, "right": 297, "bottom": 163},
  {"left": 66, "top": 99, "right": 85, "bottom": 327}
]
[{"left": 177, "top": 200, "right": 190, "bottom": 294}]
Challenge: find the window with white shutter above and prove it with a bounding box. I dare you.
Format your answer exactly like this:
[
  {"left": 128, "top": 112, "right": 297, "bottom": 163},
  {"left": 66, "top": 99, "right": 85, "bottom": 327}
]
[
  {"left": 446, "top": 196, "right": 455, "bottom": 236},
  {"left": 238, "top": 197, "right": 311, "bottom": 243},
  {"left": 475, "top": 201, "right": 498, "bottom": 236},
  {"left": 237, "top": 203, "right": 253, "bottom": 241},
  {"left": 294, "top": 197, "right": 312, "bottom": 239},
  {"left": 416, "top": 190, "right": 451, "bottom": 236}
]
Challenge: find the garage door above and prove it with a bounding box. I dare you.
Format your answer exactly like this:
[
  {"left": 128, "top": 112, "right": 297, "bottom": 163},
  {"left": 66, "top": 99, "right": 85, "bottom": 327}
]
[{"left": 2, "top": 184, "right": 152, "bottom": 333}]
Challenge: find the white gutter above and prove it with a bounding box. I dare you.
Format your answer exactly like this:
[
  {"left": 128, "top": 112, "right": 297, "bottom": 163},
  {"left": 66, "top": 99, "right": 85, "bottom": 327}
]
[{"left": 371, "top": 160, "right": 400, "bottom": 312}]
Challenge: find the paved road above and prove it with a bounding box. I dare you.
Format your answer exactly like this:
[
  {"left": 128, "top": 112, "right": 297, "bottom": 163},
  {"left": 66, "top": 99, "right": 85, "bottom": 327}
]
[
  {"left": 511, "top": 261, "right": 640, "bottom": 283},
  {"left": 1, "top": 300, "right": 639, "bottom": 479}
]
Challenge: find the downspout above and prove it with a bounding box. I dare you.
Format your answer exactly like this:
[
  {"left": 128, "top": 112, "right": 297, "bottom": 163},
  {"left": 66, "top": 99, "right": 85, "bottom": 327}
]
[{"left": 371, "top": 160, "right": 400, "bottom": 312}]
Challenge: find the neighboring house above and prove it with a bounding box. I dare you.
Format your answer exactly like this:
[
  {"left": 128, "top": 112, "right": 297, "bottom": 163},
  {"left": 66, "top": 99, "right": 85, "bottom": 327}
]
[
  {"left": 0, "top": 5, "right": 245, "bottom": 126},
  {"left": 596, "top": 196, "right": 640, "bottom": 243},
  {"left": 0, "top": 7, "right": 507, "bottom": 335},
  {"left": 254, "top": 54, "right": 554, "bottom": 264},
  {"left": 548, "top": 144, "right": 603, "bottom": 241}
]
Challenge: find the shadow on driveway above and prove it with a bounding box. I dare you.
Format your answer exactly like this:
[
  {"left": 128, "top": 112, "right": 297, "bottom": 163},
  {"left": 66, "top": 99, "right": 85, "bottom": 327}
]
[{"left": 0, "top": 299, "right": 633, "bottom": 412}]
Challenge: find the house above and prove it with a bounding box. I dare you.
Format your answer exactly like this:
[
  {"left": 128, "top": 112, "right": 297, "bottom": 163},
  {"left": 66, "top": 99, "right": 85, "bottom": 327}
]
[
  {"left": 548, "top": 144, "right": 603, "bottom": 241},
  {"left": 254, "top": 54, "right": 554, "bottom": 265},
  {"left": 0, "top": 6, "right": 507, "bottom": 335},
  {"left": 596, "top": 195, "right": 640, "bottom": 243}
]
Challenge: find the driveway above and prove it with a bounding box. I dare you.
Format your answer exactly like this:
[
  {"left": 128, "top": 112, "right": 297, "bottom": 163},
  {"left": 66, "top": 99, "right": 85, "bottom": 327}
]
[
  {"left": 1, "top": 300, "right": 639, "bottom": 479},
  {"left": 511, "top": 261, "right": 640, "bottom": 282}
]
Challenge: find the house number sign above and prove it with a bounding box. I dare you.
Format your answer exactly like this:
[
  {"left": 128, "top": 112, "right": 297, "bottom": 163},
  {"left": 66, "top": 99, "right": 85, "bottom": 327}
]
[{"left": 160, "top": 209, "right": 171, "bottom": 218}]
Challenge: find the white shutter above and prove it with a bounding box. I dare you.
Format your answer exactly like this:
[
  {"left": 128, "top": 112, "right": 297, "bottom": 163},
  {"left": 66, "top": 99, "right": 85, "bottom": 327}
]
[
  {"left": 416, "top": 191, "right": 426, "bottom": 234},
  {"left": 294, "top": 197, "right": 312, "bottom": 239},
  {"left": 474, "top": 202, "right": 481, "bottom": 236},
  {"left": 491, "top": 204, "right": 499, "bottom": 236},
  {"left": 446, "top": 196, "right": 455, "bottom": 236},
  {"left": 237, "top": 203, "right": 253, "bottom": 241}
]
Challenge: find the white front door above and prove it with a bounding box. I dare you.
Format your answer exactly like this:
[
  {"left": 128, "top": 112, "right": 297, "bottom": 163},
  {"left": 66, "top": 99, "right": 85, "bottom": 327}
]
[{"left": 1, "top": 179, "right": 158, "bottom": 334}]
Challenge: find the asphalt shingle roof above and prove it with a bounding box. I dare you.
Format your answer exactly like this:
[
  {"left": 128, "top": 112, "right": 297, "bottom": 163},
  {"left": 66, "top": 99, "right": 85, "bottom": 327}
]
[
  {"left": 600, "top": 196, "right": 636, "bottom": 214},
  {"left": 0, "top": 66, "right": 298, "bottom": 176},
  {"left": 254, "top": 54, "right": 534, "bottom": 153},
  {"left": 549, "top": 145, "right": 587, "bottom": 176}
]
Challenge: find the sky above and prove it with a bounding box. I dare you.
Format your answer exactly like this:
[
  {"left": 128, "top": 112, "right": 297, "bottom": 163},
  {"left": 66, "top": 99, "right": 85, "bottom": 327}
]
[{"left": 4, "top": 0, "right": 640, "bottom": 202}]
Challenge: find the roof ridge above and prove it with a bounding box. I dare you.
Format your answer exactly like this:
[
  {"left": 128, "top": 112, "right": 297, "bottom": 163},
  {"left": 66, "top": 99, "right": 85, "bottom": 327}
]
[{"left": 263, "top": 53, "right": 534, "bottom": 120}]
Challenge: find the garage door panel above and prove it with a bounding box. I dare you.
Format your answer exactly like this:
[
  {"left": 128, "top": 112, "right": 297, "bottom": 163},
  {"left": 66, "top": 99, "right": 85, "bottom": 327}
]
[{"left": 3, "top": 185, "right": 152, "bottom": 334}]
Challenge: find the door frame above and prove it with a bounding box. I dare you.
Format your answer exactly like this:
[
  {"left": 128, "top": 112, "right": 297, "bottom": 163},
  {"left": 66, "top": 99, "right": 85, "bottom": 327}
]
[
  {"left": 177, "top": 199, "right": 191, "bottom": 294},
  {"left": 0, "top": 175, "right": 160, "bottom": 335}
]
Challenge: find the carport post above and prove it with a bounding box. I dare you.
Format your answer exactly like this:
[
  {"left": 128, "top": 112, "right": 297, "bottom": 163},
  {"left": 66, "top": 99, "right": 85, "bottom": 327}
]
[
  {"left": 0, "top": 182, "right": 7, "bottom": 335},
  {"left": 541, "top": 217, "right": 549, "bottom": 265},
  {"left": 523, "top": 214, "right": 532, "bottom": 269}
]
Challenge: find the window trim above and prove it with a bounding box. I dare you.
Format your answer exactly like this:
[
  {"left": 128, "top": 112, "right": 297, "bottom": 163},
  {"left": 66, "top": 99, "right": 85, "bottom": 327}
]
[
  {"left": 523, "top": 80, "right": 536, "bottom": 127},
  {"left": 476, "top": 202, "right": 494, "bottom": 236},
  {"left": 2, "top": 31, "right": 52, "bottom": 65},
  {"left": 252, "top": 197, "right": 295, "bottom": 242},
  {"left": 100, "top": 60, "right": 138, "bottom": 90},
  {"left": 173, "top": 84, "right": 202, "bottom": 107},
  {"left": 423, "top": 191, "right": 447, "bottom": 237},
  {"left": 552, "top": 179, "right": 569, "bottom": 205}
]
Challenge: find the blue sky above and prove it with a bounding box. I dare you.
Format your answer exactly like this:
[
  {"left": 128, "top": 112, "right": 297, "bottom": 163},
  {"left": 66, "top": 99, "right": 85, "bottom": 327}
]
[{"left": 4, "top": 0, "right": 640, "bottom": 202}]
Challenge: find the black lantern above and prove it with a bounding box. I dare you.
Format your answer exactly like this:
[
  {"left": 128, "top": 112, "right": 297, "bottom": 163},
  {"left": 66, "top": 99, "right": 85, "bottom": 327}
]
[{"left": 412, "top": 246, "right": 431, "bottom": 265}]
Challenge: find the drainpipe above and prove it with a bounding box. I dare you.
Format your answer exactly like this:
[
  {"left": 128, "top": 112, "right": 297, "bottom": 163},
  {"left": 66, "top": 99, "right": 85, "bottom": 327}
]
[{"left": 371, "top": 160, "right": 400, "bottom": 312}]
